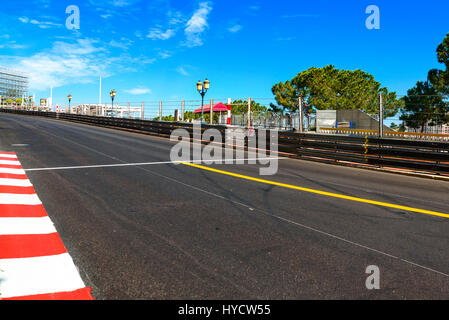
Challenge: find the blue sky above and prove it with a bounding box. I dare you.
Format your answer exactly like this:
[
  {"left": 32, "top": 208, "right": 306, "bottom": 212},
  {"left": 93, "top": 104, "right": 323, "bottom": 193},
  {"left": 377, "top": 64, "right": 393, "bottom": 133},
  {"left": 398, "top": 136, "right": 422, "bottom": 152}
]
[{"left": 1, "top": 0, "right": 449, "bottom": 108}]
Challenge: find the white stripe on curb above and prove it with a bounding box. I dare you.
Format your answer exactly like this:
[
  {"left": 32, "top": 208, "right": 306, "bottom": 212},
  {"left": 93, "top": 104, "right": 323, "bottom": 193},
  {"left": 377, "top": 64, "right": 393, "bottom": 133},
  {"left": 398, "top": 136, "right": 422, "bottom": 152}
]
[
  {"left": 0, "top": 193, "right": 42, "bottom": 205},
  {"left": 0, "top": 217, "right": 57, "bottom": 235},
  {"left": 0, "top": 168, "right": 26, "bottom": 175},
  {"left": 0, "top": 253, "right": 86, "bottom": 299},
  {"left": 0, "top": 160, "right": 21, "bottom": 165},
  {"left": 0, "top": 178, "right": 33, "bottom": 187},
  {"left": 0, "top": 154, "right": 18, "bottom": 159}
]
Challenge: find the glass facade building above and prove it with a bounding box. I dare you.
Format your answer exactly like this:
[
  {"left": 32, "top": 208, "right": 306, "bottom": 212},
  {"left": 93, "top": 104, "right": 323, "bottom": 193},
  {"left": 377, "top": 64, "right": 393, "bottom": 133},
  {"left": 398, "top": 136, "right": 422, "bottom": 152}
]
[{"left": 0, "top": 66, "right": 29, "bottom": 103}]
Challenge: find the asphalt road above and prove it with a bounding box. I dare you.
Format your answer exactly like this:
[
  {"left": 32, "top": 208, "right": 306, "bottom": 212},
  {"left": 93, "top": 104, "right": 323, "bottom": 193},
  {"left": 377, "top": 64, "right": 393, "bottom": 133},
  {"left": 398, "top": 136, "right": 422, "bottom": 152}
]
[{"left": 1, "top": 112, "right": 449, "bottom": 300}]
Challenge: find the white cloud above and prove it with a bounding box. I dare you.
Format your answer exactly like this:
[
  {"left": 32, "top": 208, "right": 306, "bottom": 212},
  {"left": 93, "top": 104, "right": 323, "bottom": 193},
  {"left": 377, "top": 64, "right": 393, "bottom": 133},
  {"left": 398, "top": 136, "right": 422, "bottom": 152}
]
[
  {"left": 147, "top": 27, "right": 176, "bottom": 40},
  {"left": 125, "top": 87, "right": 151, "bottom": 95},
  {"left": 112, "top": 0, "right": 132, "bottom": 7},
  {"left": 1, "top": 40, "right": 27, "bottom": 49},
  {"left": 109, "top": 37, "right": 134, "bottom": 49},
  {"left": 158, "top": 51, "right": 172, "bottom": 59},
  {"left": 228, "top": 25, "right": 242, "bottom": 33},
  {"left": 131, "top": 56, "right": 156, "bottom": 65},
  {"left": 184, "top": 1, "right": 212, "bottom": 47},
  {"left": 176, "top": 66, "right": 189, "bottom": 76},
  {"left": 18, "top": 16, "right": 62, "bottom": 29},
  {"left": 3, "top": 39, "right": 113, "bottom": 91},
  {"left": 168, "top": 11, "right": 186, "bottom": 26},
  {"left": 282, "top": 14, "right": 321, "bottom": 18},
  {"left": 276, "top": 37, "right": 296, "bottom": 41}
]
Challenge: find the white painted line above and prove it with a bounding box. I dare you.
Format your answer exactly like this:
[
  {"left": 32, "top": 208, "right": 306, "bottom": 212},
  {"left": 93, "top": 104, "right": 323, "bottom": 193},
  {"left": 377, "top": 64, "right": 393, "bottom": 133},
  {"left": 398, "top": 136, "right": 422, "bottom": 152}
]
[
  {"left": 0, "top": 168, "right": 26, "bottom": 175},
  {"left": 0, "top": 160, "right": 21, "bottom": 166},
  {"left": 0, "top": 193, "right": 42, "bottom": 205},
  {"left": 0, "top": 154, "right": 17, "bottom": 159},
  {"left": 24, "top": 157, "right": 286, "bottom": 172},
  {"left": 0, "top": 178, "right": 33, "bottom": 187},
  {"left": 0, "top": 217, "right": 57, "bottom": 235},
  {"left": 0, "top": 253, "right": 86, "bottom": 299}
]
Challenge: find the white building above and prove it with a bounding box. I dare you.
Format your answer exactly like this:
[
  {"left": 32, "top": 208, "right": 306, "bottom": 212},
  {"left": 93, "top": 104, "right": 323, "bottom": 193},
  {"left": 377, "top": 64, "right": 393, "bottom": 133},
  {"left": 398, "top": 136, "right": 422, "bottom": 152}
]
[{"left": 70, "top": 103, "right": 144, "bottom": 119}]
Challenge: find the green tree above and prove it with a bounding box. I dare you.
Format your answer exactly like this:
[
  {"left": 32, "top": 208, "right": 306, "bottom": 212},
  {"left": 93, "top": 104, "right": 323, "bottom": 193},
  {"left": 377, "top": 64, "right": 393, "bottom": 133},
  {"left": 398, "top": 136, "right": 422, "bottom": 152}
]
[
  {"left": 272, "top": 65, "right": 401, "bottom": 117},
  {"left": 183, "top": 111, "right": 200, "bottom": 121},
  {"left": 269, "top": 103, "right": 283, "bottom": 114},
  {"left": 230, "top": 99, "right": 268, "bottom": 114},
  {"left": 400, "top": 81, "right": 449, "bottom": 133},
  {"left": 389, "top": 122, "right": 399, "bottom": 130},
  {"left": 428, "top": 33, "right": 449, "bottom": 95}
]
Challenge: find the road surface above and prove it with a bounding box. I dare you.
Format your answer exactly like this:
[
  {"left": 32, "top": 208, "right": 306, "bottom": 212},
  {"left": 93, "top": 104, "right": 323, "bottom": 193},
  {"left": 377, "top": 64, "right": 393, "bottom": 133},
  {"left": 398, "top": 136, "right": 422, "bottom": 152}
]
[{"left": 1, "top": 113, "right": 449, "bottom": 299}]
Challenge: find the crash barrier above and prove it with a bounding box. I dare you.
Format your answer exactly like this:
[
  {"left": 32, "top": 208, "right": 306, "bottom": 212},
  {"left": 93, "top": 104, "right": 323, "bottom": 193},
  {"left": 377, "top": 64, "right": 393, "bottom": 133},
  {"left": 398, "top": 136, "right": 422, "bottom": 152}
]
[
  {"left": 319, "top": 127, "right": 449, "bottom": 142},
  {"left": 2, "top": 109, "right": 448, "bottom": 176}
]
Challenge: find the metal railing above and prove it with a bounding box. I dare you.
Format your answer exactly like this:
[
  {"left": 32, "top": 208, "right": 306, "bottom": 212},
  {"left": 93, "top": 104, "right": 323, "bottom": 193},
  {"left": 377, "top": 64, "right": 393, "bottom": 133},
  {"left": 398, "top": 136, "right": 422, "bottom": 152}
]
[
  {"left": 2, "top": 109, "right": 448, "bottom": 177},
  {"left": 319, "top": 127, "right": 449, "bottom": 142}
]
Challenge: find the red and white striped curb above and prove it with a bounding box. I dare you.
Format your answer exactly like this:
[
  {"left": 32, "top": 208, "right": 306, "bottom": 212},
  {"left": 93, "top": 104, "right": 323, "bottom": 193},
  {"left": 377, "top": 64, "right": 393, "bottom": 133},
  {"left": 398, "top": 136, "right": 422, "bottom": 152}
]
[{"left": 0, "top": 152, "right": 93, "bottom": 300}]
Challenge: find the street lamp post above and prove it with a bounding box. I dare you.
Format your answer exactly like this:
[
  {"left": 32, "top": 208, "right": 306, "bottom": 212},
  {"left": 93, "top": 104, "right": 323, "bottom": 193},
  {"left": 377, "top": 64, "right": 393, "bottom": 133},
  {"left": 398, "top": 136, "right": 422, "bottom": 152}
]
[
  {"left": 68, "top": 94, "right": 72, "bottom": 114},
  {"left": 110, "top": 89, "right": 116, "bottom": 117},
  {"left": 196, "top": 79, "right": 210, "bottom": 123}
]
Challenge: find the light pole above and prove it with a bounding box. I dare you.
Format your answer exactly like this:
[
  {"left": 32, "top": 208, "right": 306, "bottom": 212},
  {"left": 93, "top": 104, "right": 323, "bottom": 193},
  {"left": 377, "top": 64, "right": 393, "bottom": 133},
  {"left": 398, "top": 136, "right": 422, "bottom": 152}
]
[
  {"left": 110, "top": 89, "right": 116, "bottom": 117},
  {"left": 196, "top": 79, "right": 210, "bottom": 123},
  {"left": 67, "top": 94, "right": 72, "bottom": 114}
]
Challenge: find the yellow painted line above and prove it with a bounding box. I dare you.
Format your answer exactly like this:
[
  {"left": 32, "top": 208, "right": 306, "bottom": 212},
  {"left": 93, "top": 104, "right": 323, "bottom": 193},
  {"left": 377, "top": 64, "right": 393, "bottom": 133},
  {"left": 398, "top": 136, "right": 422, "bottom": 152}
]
[{"left": 179, "top": 162, "right": 449, "bottom": 219}]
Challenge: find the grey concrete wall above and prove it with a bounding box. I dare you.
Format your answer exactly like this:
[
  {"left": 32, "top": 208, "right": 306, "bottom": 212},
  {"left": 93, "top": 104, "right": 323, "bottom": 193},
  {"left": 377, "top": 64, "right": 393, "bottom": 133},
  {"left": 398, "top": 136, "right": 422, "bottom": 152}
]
[
  {"left": 316, "top": 110, "right": 337, "bottom": 132},
  {"left": 317, "top": 109, "right": 391, "bottom": 132}
]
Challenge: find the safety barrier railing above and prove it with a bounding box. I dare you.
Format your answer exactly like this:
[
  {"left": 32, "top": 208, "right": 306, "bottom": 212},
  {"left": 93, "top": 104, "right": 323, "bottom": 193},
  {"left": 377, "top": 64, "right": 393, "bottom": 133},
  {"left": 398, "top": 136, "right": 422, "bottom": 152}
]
[
  {"left": 319, "top": 127, "right": 449, "bottom": 142},
  {"left": 2, "top": 109, "right": 448, "bottom": 176}
]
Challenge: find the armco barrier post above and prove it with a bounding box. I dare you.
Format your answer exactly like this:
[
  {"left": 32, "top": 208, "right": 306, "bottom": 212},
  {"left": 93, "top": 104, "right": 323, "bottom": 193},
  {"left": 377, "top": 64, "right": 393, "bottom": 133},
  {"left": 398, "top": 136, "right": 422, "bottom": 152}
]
[
  {"left": 159, "top": 101, "right": 162, "bottom": 121},
  {"left": 379, "top": 93, "right": 384, "bottom": 137},
  {"left": 181, "top": 100, "right": 185, "bottom": 121},
  {"left": 210, "top": 99, "right": 214, "bottom": 125},
  {"left": 298, "top": 96, "right": 304, "bottom": 133},
  {"left": 227, "top": 98, "right": 231, "bottom": 125},
  {"left": 141, "top": 102, "right": 144, "bottom": 120},
  {"left": 247, "top": 97, "right": 252, "bottom": 128}
]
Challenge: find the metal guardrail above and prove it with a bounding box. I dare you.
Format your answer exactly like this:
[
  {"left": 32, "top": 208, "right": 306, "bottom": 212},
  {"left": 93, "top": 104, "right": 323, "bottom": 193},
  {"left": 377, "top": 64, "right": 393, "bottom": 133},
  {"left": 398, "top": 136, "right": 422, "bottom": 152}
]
[
  {"left": 275, "top": 130, "right": 449, "bottom": 175},
  {"left": 2, "top": 109, "right": 449, "bottom": 176},
  {"left": 320, "top": 127, "right": 449, "bottom": 142}
]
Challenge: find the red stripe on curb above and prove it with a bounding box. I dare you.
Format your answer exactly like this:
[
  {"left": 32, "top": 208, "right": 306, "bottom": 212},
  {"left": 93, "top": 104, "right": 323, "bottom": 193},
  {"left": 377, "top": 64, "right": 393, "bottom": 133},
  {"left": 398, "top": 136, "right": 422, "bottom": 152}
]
[
  {"left": 0, "top": 173, "right": 28, "bottom": 179},
  {"left": 0, "top": 186, "right": 36, "bottom": 194},
  {"left": 0, "top": 233, "right": 67, "bottom": 259},
  {"left": 0, "top": 204, "right": 48, "bottom": 217},
  {"left": 3, "top": 287, "right": 94, "bottom": 301},
  {"left": 0, "top": 153, "right": 94, "bottom": 300}
]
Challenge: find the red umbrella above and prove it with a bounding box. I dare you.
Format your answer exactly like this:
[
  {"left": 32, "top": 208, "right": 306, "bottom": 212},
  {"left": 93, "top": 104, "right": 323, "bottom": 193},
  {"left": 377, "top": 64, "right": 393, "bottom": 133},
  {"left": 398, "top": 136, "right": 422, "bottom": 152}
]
[{"left": 193, "top": 102, "right": 228, "bottom": 113}]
